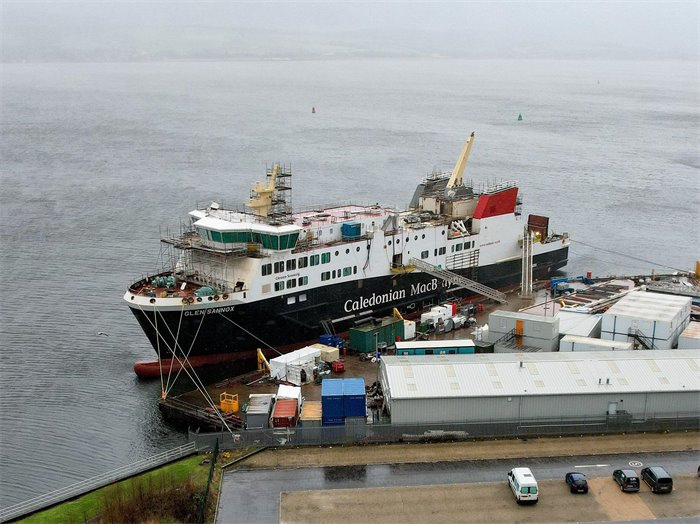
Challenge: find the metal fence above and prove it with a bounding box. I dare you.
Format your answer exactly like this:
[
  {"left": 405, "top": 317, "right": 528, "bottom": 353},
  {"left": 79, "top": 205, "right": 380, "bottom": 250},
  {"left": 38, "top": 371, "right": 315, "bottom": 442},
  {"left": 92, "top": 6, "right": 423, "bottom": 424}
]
[
  {"left": 0, "top": 442, "right": 197, "bottom": 523},
  {"left": 190, "top": 413, "right": 700, "bottom": 451}
]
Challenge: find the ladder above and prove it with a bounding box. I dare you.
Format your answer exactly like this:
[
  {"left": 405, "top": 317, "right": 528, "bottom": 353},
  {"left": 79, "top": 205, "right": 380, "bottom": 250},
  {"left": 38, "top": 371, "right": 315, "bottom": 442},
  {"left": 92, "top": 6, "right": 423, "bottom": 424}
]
[
  {"left": 408, "top": 258, "right": 507, "bottom": 303},
  {"left": 628, "top": 327, "right": 655, "bottom": 350}
]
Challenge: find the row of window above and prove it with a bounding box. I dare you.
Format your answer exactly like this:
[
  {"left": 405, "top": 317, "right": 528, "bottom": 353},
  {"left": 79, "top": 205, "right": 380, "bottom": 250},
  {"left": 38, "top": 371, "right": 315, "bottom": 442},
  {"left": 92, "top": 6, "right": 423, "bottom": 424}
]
[
  {"left": 451, "top": 240, "right": 475, "bottom": 252},
  {"left": 260, "top": 249, "right": 355, "bottom": 277},
  {"left": 273, "top": 276, "right": 310, "bottom": 291},
  {"left": 321, "top": 266, "right": 357, "bottom": 281},
  {"left": 199, "top": 229, "right": 300, "bottom": 250}
]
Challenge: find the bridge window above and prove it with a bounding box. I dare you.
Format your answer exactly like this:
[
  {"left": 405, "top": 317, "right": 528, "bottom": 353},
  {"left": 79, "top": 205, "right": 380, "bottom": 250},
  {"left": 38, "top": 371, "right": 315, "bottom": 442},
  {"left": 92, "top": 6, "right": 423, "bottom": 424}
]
[
  {"left": 274, "top": 261, "right": 284, "bottom": 273},
  {"left": 310, "top": 254, "right": 320, "bottom": 266},
  {"left": 261, "top": 263, "right": 272, "bottom": 276},
  {"left": 210, "top": 230, "right": 223, "bottom": 243},
  {"left": 286, "top": 259, "right": 296, "bottom": 271},
  {"left": 222, "top": 231, "right": 253, "bottom": 243}
]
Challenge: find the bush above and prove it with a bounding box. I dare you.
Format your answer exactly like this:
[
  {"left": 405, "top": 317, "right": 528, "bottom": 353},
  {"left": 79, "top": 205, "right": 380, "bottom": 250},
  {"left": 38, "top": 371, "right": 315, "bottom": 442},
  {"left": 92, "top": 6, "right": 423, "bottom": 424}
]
[{"left": 100, "top": 473, "right": 201, "bottom": 523}]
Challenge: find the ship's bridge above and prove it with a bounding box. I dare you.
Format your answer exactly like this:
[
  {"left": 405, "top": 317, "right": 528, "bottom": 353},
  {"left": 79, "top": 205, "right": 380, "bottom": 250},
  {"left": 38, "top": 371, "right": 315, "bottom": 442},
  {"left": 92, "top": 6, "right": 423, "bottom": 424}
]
[{"left": 193, "top": 215, "right": 301, "bottom": 251}]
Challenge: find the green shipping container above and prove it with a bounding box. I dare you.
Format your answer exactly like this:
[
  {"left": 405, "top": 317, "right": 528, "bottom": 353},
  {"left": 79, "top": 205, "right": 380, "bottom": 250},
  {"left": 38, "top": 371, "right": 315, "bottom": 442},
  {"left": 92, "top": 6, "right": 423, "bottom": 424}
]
[{"left": 349, "top": 317, "right": 404, "bottom": 353}]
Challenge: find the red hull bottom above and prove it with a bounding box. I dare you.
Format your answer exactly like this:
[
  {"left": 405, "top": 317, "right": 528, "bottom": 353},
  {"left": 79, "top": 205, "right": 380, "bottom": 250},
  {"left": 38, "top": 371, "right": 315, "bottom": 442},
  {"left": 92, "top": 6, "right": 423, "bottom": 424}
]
[
  {"left": 134, "top": 352, "right": 254, "bottom": 378},
  {"left": 133, "top": 338, "right": 325, "bottom": 378}
]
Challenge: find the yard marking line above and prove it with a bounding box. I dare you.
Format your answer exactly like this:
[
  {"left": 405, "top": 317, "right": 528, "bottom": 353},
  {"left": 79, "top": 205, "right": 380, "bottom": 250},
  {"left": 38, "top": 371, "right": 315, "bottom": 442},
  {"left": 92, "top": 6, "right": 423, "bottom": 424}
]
[{"left": 574, "top": 464, "right": 609, "bottom": 468}]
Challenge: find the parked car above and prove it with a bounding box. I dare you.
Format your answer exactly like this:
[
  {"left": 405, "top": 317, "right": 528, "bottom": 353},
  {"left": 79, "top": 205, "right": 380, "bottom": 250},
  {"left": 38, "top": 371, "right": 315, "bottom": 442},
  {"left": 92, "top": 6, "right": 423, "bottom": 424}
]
[
  {"left": 613, "top": 469, "right": 640, "bottom": 492},
  {"left": 565, "top": 472, "right": 588, "bottom": 493},
  {"left": 641, "top": 466, "right": 673, "bottom": 493},
  {"left": 507, "top": 467, "right": 539, "bottom": 504}
]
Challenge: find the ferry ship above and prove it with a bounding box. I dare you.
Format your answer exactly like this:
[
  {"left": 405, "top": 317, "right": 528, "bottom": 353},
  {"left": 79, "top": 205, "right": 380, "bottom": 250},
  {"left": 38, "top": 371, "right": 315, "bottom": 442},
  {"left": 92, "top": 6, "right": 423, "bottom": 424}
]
[{"left": 125, "top": 133, "right": 569, "bottom": 376}]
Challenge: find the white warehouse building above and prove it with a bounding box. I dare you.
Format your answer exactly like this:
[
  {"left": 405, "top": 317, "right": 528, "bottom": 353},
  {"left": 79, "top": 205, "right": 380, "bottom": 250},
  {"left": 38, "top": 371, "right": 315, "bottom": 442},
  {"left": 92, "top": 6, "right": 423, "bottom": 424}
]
[{"left": 379, "top": 351, "right": 700, "bottom": 425}]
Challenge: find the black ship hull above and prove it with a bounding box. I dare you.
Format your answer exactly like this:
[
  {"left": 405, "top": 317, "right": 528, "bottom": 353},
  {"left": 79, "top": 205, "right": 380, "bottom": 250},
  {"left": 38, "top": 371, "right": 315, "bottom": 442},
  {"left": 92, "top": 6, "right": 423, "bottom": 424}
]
[{"left": 129, "top": 246, "right": 568, "bottom": 361}]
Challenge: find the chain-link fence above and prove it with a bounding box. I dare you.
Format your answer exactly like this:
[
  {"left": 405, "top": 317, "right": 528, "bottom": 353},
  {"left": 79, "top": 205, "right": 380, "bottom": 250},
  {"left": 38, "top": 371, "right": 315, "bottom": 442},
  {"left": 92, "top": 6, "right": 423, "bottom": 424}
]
[{"left": 190, "top": 413, "right": 699, "bottom": 451}]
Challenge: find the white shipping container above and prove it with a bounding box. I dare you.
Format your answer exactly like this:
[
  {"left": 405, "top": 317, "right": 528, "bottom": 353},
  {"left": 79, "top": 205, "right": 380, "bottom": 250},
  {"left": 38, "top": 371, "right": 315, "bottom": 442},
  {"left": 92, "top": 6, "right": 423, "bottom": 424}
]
[
  {"left": 488, "top": 310, "right": 559, "bottom": 341},
  {"left": 277, "top": 385, "right": 303, "bottom": 405},
  {"left": 403, "top": 320, "right": 416, "bottom": 340},
  {"left": 559, "top": 335, "right": 633, "bottom": 352},
  {"left": 269, "top": 346, "right": 321, "bottom": 381},
  {"left": 285, "top": 362, "right": 316, "bottom": 386},
  {"left": 602, "top": 291, "right": 691, "bottom": 341}
]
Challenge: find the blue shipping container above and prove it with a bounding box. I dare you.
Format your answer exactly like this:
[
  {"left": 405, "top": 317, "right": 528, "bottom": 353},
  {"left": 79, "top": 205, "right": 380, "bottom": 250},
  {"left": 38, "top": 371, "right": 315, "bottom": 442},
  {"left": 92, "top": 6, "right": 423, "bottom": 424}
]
[
  {"left": 319, "top": 334, "right": 334, "bottom": 346},
  {"left": 321, "top": 379, "right": 344, "bottom": 418},
  {"left": 341, "top": 221, "right": 361, "bottom": 239},
  {"left": 343, "top": 378, "right": 367, "bottom": 418}
]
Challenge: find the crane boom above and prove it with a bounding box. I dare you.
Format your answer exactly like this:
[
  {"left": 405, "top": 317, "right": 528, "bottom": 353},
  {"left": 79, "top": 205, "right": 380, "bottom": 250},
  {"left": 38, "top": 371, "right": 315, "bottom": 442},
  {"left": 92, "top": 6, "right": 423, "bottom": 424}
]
[{"left": 446, "top": 132, "right": 475, "bottom": 188}]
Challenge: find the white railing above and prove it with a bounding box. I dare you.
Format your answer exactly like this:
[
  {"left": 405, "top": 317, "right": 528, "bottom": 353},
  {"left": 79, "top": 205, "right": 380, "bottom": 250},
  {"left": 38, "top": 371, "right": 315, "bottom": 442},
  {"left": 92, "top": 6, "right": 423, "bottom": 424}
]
[{"left": 0, "top": 442, "right": 196, "bottom": 523}]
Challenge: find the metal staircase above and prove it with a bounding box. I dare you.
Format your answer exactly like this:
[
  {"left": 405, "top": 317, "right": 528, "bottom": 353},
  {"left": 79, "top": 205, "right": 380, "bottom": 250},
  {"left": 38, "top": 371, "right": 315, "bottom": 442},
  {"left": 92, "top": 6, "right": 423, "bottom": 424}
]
[
  {"left": 408, "top": 258, "right": 507, "bottom": 303},
  {"left": 627, "top": 327, "right": 655, "bottom": 350}
]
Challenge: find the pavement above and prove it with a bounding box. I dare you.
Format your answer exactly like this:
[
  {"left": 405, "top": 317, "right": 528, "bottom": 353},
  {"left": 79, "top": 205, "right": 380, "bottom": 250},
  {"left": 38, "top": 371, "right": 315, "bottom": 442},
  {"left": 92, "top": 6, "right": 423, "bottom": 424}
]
[
  {"left": 216, "top": 431, "right": 700, "bottom": 524},
  {"left": 240, "top": 430, "right": 700, "bottom": 469}
]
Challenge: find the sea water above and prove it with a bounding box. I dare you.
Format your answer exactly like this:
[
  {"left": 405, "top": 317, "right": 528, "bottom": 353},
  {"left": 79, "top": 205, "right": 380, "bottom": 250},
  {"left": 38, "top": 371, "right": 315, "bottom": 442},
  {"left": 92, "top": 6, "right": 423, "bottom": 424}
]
[{"left": 1, "top": 59, "right": 697, "bottom": 506}]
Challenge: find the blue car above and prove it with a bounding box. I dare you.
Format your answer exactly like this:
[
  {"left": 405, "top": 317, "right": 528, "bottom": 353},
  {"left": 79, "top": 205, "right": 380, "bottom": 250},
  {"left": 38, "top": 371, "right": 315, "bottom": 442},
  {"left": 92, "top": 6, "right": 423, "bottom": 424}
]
[{"left": 565, "top": 472, "right": 589, "bottom": 494}]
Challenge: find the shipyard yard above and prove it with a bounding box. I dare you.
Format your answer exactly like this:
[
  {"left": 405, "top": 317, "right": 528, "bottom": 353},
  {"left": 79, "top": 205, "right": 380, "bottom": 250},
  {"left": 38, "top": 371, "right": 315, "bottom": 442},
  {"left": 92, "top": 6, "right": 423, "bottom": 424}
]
[{"left": 219, "top": 432, "right": 700, "bottom": 523}]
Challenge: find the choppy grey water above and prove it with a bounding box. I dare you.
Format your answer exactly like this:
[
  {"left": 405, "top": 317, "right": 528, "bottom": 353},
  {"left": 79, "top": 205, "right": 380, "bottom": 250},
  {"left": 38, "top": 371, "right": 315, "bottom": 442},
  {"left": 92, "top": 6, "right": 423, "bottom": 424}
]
[{"left": 0, "top": 59, "right": 698, "bottom": 507}]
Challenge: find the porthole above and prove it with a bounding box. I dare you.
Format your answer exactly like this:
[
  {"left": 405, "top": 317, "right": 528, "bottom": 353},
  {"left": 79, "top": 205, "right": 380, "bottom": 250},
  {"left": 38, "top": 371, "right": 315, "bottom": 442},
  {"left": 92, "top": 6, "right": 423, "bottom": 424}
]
[
  {"left": 414, "top": 235, "right": 418, "bottom": 241},
  {"left": 356, "top": 247, "right": 360, "bottom": 252},
  {"left": 441, "top": 230, "right": 445, "bottom": 235},
  {"left": 346, "top": 248, "right": 350, "bottom": 254},
  {"left": 406, "top": 237, "right": 409, "bottom": 242},
  {"left": 422, "top": 234, "right": 425, "bottom": 239},
  {"left": 335, "top": 250, "right": 339, "bottom": 256},
  {"left": 388, "top": 241, "right": 392, "bottom": 246},
  {"left": 396, "top": 239, "right": 400, "bottom": 244}
]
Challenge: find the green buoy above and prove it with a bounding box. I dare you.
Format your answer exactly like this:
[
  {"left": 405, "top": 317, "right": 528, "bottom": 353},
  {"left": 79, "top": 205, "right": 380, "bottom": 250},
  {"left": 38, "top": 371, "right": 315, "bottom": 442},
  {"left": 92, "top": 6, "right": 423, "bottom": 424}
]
[{"left": 518, "top": 113, "right": 523, "bottom": 121}]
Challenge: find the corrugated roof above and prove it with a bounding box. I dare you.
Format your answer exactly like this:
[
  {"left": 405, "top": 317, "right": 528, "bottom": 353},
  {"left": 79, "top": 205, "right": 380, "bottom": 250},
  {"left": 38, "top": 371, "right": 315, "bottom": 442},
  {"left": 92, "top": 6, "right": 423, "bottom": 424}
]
[
  {"left": 381, "top": 351, "right": 700, "bottom": 399},
  {"left": 490, "top": 310, "right": 559, "bottom": 324},
  {"left": 558, "top": 311, "right": 602, "bottom": 337},
  {"left": 604, "top": 291, "right": 691, "bottom": 323}
]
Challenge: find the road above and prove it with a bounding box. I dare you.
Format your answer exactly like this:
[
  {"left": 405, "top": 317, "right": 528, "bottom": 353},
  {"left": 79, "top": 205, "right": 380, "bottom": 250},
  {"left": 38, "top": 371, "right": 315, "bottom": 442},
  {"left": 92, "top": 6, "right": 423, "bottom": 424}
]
[{"left": 217, "top": 450, "right": 699, "bottom": 523}]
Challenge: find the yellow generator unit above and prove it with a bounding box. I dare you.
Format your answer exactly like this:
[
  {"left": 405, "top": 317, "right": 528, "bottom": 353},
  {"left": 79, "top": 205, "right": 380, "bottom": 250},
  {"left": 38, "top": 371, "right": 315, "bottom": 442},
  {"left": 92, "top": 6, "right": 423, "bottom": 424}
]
[{"left": 220, "top": 392, "right": 239, "bottom": 413}]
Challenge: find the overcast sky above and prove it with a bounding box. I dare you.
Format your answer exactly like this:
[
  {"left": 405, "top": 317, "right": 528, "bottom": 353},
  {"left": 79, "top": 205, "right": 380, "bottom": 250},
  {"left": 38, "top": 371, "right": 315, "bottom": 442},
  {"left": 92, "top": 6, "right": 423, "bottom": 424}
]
[{"left": 2, "top": 1, "right": 698, "bottom": 61}]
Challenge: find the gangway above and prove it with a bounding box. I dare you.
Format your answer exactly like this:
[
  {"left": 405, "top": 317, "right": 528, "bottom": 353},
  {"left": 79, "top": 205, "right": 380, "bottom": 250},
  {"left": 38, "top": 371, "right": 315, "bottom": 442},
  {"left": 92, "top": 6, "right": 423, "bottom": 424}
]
[{"left": 408, "top": 258, "right": 508, "bottom": 303}]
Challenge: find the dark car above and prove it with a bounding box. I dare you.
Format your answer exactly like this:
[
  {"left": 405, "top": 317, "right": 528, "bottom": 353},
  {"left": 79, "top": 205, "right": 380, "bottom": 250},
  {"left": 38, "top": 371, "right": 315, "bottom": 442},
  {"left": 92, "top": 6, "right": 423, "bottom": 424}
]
[
  {"left": 565, "top": 472, "right": 588, "bottom": 493},
  {"left": 641, "top": 466, "right": 673, "bottom": 493},
  {"left": 613, "top": 469, "right": 640, "bottom": 492}
]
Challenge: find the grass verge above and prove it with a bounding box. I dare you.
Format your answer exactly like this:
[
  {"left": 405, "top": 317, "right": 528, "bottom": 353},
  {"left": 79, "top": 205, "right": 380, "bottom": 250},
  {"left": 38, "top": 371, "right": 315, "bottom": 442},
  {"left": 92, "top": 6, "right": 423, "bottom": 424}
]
[{"left": 18, "top": 454, "right": 211, "bottom": 524}]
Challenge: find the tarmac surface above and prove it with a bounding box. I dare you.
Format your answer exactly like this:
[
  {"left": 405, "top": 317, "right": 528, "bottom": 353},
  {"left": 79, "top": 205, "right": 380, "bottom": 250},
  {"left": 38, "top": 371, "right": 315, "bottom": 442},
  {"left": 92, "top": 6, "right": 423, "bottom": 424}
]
[{"left": 217, "top": 446, "right": 700, "bottom": 523}]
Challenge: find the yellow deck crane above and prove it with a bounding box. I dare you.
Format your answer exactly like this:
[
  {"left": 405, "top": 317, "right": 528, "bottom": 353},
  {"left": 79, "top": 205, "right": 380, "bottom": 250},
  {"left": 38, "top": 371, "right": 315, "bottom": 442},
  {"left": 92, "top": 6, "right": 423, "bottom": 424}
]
[
  {"left": 446, "top": 132, "right": 475, "bottom": 189},
  {"left": 257, "top": 348, "right": 271, "bottom": 375}
]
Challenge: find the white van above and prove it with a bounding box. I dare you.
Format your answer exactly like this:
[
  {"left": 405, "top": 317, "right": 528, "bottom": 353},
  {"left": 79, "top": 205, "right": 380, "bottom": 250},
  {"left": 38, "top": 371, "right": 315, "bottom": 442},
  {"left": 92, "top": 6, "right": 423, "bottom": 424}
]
[{"left": 507, "top": 467, "right": 539, "bottom": 504}]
